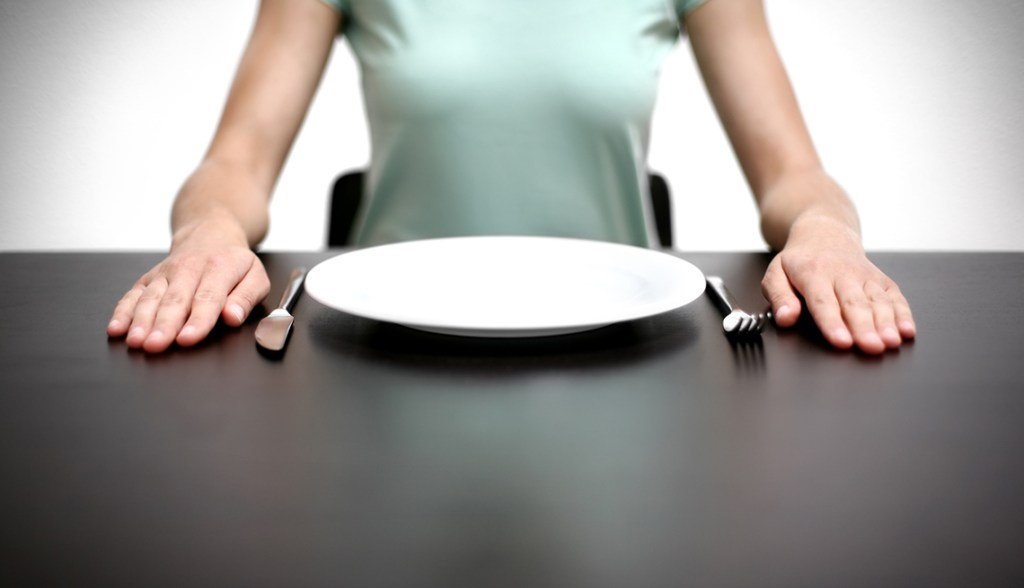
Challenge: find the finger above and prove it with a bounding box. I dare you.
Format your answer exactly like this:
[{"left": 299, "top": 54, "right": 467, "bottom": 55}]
[
  {"left": 761, "top": 258, "right": 802, "bottom": 327},
  {"left": 836, "top": 278, "right": 885, "bottom": 354},
  {"left": 108, "top": 283, "right": 147, "bottom": 337},
  {"left": 125, "top": 278, "right": 168, "bottom": 348},
  {"left": 176, "top": 257, "right": 268, "bottom": 346},
  {"left": 222, "top": 259, "right": 271, "bottom": 327},
  {"left": 801, "top": 278, "right": 854, "bottom": 350},
  {"left": 175, "top": 258, "right": 247, "bottom": 347},
  {"left": 143, "top": 277, "right": 200, "bottom": 353},
  {"left": 886, "top": 283, "right": 917, "bottom": 339},
  {"left": 866, "top": 281, "right": 901, "bottom": 349}
]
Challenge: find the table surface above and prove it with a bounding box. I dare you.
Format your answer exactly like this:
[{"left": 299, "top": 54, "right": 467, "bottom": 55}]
[{"left": 1, "top": 250, "right": 1023, "bottom": 587}]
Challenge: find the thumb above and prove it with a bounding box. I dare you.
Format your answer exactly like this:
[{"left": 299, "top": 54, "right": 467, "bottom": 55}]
[
  {"left": 222, "top": 261, "right": 271, "bottom": 327},
  {"left": 761, "top": 257, "right": 802, "bottom": 328}
]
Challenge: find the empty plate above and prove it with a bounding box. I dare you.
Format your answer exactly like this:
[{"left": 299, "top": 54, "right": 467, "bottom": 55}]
[{"left": 304, "top": 236, "right": 705, "bottom": 337}]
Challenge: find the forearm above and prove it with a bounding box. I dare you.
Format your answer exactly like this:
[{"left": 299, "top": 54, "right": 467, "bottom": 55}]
[
  {"left": 687, "top": 0, "right": 863, "bottom": 250},
  {"left": 171, "top": 158, "right": 270, "bottom": 249},
  {"left": 757, "top": 168, "right": 861, "bottom": 252},
  {"left": 171, "top": 0, "right": 341, "bottom": 251}
]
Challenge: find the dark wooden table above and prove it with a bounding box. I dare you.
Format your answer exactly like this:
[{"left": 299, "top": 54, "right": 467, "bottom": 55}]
[{"left": 2, "top": 251, "right": 1023, "bottom": 587}]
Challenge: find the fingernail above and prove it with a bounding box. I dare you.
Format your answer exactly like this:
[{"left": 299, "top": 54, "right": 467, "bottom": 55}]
[
  {"left": 864, "top": 332, "right": 884, "bottom": 349},
  {"left": 900, "top": 320, "right": 917, "bottom": 335},
  {"left": 833, "top": 328, "right": 853, "bottom": 346},
  {"left": 179, "top": 325, "right": 196, "bottom": 339},
  {"left": 107, "top": 319, "right": 122, "bottom": 331},
  {"left": 882, "top": 326, "right": 901, "bottom": 342},
  {"left": 778, "top": 304, "right": 791, "bottom": 318},
  {"left": 128, "top": 327, "right": 145, "bottom": 340},
  {"left": 229, "top": 304, "right": 244, "bottom": 322},
  {"left": 146, "top": 330, "right": 164, "bottom": 343}
]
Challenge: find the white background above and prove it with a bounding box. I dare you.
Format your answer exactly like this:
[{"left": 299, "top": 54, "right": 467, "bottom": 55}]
[{"left": 2, "top": 0, "right": 1022, "bottom": 252}]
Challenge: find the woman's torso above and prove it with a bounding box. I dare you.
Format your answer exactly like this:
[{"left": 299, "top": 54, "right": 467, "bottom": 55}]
[{"left": 325, "top": 0, "right": 701, "bottom": 246}]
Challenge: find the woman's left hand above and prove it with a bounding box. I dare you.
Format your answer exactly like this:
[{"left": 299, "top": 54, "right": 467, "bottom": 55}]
[
  {"left": 760, "top": 218, "right": 917, "bottom": 354},
  {"left": 685, "top": 0, "right": 917, "bottom": 353}
]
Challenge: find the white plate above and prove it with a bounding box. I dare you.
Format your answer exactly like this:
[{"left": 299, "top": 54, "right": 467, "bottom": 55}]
[{"left": 305, "top": 236, "right": 705, "bottom": 337}]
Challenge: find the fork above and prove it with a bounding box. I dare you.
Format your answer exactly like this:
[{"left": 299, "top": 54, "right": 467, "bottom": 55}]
[{"left": 705, "top": 276, "right": 772, "bottom": 335}]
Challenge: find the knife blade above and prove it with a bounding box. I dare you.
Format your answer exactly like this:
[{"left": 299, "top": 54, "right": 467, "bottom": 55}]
[{"left": 255, "top": 267, "right": 306, "bottom": 353}]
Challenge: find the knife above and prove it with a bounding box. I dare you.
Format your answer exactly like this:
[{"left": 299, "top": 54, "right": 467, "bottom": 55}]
[{"left": 255, "top": 267, "right": 306, "bottom": 353}]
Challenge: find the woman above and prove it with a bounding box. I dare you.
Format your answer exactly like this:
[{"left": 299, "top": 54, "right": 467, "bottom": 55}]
[{"left": 107, "top": 0, "right": 916, "bottom": 354}]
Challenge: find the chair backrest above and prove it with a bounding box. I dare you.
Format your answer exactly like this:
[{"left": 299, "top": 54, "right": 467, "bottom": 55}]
[
  {"left": 327, "top": 170, "right": 673, "bottom": 248},
  {"left": 326, "top": 171, "right": 365, "bottom": 248}
]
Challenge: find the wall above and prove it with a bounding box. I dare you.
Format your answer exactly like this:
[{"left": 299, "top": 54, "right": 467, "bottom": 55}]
[{"left": 2, "top": 0, "right": 1022, "bottom": 251}]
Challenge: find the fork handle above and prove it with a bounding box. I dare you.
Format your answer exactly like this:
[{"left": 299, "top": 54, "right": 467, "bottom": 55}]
[{"left": 705, "top": 276, "right": 739, "bottom": 315}]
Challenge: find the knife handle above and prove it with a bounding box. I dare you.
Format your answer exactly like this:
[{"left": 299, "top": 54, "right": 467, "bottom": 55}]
[
  {"left": 705, "top": 276, "right": 738, "bottom": 315},
  {"left": 277, "top": 267, "right": 306, "bottom": 311}
]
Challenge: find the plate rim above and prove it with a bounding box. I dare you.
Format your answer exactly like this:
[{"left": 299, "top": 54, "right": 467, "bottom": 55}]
[{"left": 305, "top": 235, "right": 705, "bottom": 335}]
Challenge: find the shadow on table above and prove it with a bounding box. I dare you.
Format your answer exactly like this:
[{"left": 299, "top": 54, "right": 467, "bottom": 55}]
[
  {"left": 725, "top": 332, "right": 767, "bottom": 376},
  {"left": 307, "top": 306, "right": 701, "bottom": 376}
]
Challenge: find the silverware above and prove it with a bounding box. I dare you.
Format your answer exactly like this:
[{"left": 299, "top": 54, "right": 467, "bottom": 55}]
[
  {"left": 705, "top": 276, "right": 771, "bottom": 335},
  {"left": 255, "top": 267, "right": 306, "bottom": 353}
]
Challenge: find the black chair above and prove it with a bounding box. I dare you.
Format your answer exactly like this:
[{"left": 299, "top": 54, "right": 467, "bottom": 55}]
[{"left": 327, "top": 171, "right": 673, "bottom": 248}]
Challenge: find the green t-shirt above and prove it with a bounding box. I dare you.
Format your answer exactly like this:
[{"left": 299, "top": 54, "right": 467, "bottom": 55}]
[{"left": 320, "top": 0, "right": 709, "bottom": 247}]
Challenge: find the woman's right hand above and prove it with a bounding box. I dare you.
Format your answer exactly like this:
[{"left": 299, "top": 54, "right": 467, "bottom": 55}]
[
  {"left": 104, "top": 0, "right": 340, "bottom": 353},
  {"left": 106, "top": 218, "right": 271, "bottom": 353}
]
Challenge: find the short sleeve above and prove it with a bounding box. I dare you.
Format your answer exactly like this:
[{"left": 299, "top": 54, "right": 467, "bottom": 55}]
[
  {"left": 676, "top": 0, "right": 711, "bottom": 17},
  {"left": 319, "top": 0, "right": 349, "bottom": 15}
]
